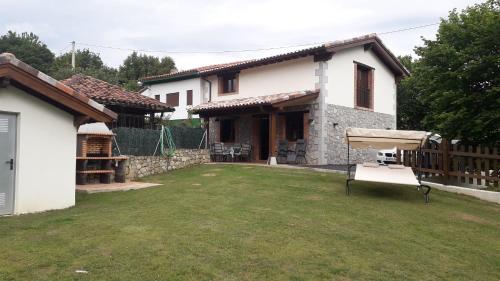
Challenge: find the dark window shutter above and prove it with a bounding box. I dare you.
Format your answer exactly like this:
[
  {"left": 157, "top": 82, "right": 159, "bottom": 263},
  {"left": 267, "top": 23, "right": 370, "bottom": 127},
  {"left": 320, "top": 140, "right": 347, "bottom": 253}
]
[
  {"left": 187, "top": 90, "right": 193, "bottom": 105},
  {"left": 166, "top": 92, "right": 179, "bottom": 107},
  {"left": 355, "top": 64, "right": 372, "bottom": 109}
]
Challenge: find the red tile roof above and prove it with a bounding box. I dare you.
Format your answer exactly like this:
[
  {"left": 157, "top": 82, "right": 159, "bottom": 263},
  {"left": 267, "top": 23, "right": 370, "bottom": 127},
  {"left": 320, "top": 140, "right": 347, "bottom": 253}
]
[
  {"left": 62, "top": 74, "right": 173, "bottom": 112},
  {"left": 141, "top": 61, "right": 249, "bottom": 82},
  {"left": 189, "top": 90, "right": 319, "bottom": 114},
  {"left": 141, "top": 34, "right": 408, "bottom": 84},
  {"left": 0, "top": 53, "right": 117, "bottom": 122}
]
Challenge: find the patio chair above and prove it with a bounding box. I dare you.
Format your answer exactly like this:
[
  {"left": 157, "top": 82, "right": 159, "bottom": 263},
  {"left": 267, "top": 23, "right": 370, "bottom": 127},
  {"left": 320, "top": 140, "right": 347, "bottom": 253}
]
[
  {"left": 277, "top": 140, "right": 289, "bottom": 164},
  {"left": 287, "top": 139, "right": 307, "bottom": 164},
  {"left": 209, "top": 143, "right": 215, "bottom": 161},
  {"left": 232, "top": 143, "right": 242, "bottom": 161},
  {"left": 211, "top": 143, "right": 225, "bottom": 162},
  {"left": 239, "top": 144, "right": 252, "bottom": 162}
]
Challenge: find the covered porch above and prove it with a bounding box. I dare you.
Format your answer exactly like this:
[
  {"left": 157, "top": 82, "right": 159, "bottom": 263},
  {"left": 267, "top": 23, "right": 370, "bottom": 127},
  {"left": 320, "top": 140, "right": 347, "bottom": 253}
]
[{"left": 191, "top": 90, "right": 319, "bottom": 163}]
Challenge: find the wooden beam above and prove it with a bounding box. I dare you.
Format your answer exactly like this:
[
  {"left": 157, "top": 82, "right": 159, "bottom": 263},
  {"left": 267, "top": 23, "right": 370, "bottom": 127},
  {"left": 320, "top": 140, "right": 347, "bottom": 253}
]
[
  {"left": 74, "top": 115, "right": 90, "bottom": 127},
  {"left": 269, "top": 111, "right": 277, "bottom": 158}
]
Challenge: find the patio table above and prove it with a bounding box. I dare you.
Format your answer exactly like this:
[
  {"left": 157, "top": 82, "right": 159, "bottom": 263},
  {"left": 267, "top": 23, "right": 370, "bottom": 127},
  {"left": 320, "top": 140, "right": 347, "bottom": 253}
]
[
  {"left": 223, "top": 146, "right": 234, "bottom": 161},
  {"left": 223, "top": 146, "right": 241, "bottom": 161}
]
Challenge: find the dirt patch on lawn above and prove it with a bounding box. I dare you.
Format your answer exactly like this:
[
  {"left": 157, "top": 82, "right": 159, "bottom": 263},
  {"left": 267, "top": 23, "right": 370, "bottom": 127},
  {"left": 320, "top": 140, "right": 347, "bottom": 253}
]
[
  {"left": 455, "top": 212, "right": 496, "bottom": 226},
  {"left": 192, "top": 183, "right": 202, "bottom": 186},
  {"left": 304, "top": 195, "right": 323, "bottom": 201},
  {"left": 202, "top": 173, "right": 217, "bottom": 177}
]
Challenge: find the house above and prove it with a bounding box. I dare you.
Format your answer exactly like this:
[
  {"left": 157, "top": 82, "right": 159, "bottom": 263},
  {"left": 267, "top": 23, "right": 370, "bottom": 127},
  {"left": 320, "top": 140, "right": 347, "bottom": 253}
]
[
  {"left": 63, "top": 74, "right": 173, "bottom": 129},
  {"left": 140, "top": 62, "right": 242, "bottom": 121},
  {"left": 0, "top": 53, "right": 116, "bottom": 215},
  {"left": 142, "top": 34, "right": 408, "bottom": 165}
]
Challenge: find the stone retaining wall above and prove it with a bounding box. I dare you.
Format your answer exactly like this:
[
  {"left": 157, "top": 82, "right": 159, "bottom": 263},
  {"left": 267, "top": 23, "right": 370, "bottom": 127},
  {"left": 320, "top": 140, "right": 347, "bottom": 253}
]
[{"left": 125, "top": 149, "right": 210, "bottom": 180}]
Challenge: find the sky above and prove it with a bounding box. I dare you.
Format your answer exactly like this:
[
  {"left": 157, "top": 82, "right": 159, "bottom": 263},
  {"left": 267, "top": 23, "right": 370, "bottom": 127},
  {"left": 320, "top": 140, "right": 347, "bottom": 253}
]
[{"left": 1, "top": 0, "right": 482, "bottom": 71}]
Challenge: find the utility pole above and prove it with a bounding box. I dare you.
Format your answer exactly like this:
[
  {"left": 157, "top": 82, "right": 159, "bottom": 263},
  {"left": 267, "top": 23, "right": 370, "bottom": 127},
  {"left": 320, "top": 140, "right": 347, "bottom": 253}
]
[{"left": 71, "top": 41, "right": 76, "bottom": 70}]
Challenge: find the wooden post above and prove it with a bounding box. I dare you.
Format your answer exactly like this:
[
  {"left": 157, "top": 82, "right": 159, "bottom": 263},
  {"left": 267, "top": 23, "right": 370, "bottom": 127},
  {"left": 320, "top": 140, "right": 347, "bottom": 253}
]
[
  {"left": 493, "top": 147, "right": 498, "bottom": 187},
  {"left": 467, "top": 145, "right": 474, "bottom": 184},
  {"left": 476, "top": 145, "right": 482, "bottom": 186},
  {"left": 396, "top": 149, "right": 401, "bottom": 164},
  {"left": 204, "top": 117, "right": 210, "bottom": 146},
  {"left": 269, "top": 112, "right": 277, "bottom": 157},
  {"left": 484, "top": 146, "right": 490, "bottom": 186},
  {"left": 442, "top": 139, "right": 449, "bottom": 185}
]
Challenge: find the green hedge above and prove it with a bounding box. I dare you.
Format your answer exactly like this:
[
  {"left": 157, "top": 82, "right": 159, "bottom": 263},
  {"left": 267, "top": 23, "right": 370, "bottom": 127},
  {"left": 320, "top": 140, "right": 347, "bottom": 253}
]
[{"left": 112, "top": 127, "right": 205, "bottom": 156}]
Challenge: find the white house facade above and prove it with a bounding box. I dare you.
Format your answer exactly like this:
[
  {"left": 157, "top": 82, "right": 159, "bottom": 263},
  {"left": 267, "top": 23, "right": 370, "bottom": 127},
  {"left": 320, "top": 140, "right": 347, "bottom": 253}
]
[
  {"left": 141, "top": 77, "right": 203, "bottom": 120},
  {"left": 140, "top": 34, "right": 407, "bottom": 165}
]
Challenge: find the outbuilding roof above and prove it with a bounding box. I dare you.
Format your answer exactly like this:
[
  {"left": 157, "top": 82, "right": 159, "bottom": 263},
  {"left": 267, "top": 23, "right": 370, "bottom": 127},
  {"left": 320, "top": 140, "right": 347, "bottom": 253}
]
[
  {"left": 141, "top": 34, "right": 408, "bottom": 84},
  {"left": 62, "top": 74, "right": 173, "bottom": 112},
  {"left": 189, "top": 90, "right": 319, "bottom": 114},
  {"left": 0, "top": 53, "right": 117, "bottom": 123}
]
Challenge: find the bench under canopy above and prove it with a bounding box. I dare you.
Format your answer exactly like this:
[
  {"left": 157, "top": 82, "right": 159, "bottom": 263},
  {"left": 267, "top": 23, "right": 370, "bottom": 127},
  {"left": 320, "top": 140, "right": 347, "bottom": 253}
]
[{"left": 345, "top": 128, "right": 431, "bottom": 203}]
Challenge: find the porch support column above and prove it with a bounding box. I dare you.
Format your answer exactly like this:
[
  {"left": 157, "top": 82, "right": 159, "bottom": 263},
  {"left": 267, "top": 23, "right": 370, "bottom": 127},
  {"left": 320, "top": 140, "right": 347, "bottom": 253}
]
[
  {"left": 269, "top": 111, "right": 277, "bottom": 158},
  {"left": 203, "top": 116, "right": 210, "bottom": 148}
]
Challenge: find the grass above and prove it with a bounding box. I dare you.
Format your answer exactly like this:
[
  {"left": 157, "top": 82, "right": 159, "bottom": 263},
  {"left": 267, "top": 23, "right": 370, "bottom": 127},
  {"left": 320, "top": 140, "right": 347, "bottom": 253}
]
[{"left": 1, "top": 164, "right": 500, "bottom": 280}]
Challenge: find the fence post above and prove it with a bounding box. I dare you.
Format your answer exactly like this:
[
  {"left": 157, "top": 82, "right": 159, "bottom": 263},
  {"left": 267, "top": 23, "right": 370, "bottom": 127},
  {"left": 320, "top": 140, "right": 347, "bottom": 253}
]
[
  {"left": 442, "top": 138, "right": 449, "bottom": 185},
  {"left": 396, "top": 149, "right": 401, "bottom": 164}
]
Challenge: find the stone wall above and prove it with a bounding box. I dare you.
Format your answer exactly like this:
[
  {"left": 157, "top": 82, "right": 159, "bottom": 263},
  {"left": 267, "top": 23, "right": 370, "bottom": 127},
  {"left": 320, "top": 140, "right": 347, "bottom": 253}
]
[
  {"left": 324, "top": 104, "right": 396, "bottom": 164},
  {"left": 208, "top": 116, "right": 253, "bottom": 145},
  {"left": 305, "top": 102, "right": 321, "bottom": 164},
  {"left": 125, "top": 149, "right": 210, "bottom": 180}
]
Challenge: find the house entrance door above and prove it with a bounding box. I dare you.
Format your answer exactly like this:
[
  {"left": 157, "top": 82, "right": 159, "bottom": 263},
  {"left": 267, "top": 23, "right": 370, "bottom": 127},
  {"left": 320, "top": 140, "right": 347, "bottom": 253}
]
[{"left": 259, "top": 118, "right": 269, "bottom": 160}]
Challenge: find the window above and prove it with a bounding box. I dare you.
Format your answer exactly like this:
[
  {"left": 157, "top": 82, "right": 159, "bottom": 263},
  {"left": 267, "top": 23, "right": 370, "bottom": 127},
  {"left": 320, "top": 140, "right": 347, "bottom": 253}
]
[
  {"left": 285, "top": 112, "right": 304, "bottom": 141},
  {"left": 186, "top": 90, "right": 193, "bottom": 105},
  {"left": 220, "top": 119, "right": 235, "bottom": 142},
  {"left": 166, "top": 92, "right": 179, "bottom": 107},
  {"left": 154, "top": 94, "right": 160, "bottom": 101},
  {"left": 355, "top": 63, "right": 373, "bottom": 109},
  {"left": 219, "top": 73, "right": 238, "bottom": 94}
]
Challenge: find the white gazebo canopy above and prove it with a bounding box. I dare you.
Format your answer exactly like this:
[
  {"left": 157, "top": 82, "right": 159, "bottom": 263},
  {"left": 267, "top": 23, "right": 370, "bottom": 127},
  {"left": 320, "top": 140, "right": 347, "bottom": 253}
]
[{"left": 346, "top": 128, "right": 428, "bottom": 150}]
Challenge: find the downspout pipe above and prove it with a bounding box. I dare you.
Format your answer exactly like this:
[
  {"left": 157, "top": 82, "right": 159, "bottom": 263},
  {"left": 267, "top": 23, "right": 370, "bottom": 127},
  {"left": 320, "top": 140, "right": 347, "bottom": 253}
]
[{"left": 201, "top": 77, "right": 212, "bottom": 102}]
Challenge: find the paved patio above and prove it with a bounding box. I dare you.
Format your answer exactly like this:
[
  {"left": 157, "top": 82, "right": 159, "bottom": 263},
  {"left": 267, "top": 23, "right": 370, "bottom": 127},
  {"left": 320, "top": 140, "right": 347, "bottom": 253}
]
[{"left": 76, "top": 181, "right": 161, "bottom": 193}]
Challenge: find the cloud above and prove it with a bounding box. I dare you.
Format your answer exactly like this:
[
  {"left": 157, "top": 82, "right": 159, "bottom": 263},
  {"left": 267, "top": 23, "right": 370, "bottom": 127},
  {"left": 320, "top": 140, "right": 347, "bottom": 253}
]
[{"left": 0, "top": 0, "right": 484, "bottom": 69}]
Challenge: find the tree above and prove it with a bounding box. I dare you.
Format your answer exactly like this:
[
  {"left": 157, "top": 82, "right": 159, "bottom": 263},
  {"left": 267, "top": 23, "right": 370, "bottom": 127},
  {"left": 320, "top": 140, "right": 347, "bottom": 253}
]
[
  {"left": 396, "top": 55, "right": 427, "bottom": 130},
  {"left": 119, "top": 52, "right": 176, "bottom": 91},
  {"left": 52, "top": 49, "right": 104, "bottom": 71},
  {"left": 50, "top": 49, "right": 119, "bottom": 84},
  {"left": 413, "top": 0, "right": 500, "bottom": 145},
  {"left": 0, "top": 31, "right": 54, "bottom": 73}
]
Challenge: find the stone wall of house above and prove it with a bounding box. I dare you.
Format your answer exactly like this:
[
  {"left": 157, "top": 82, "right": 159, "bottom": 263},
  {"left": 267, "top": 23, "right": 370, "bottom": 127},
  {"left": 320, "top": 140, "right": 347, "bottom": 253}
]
[
  {"left": 208, "top": 116, "right": 253, "bottom": 145},
  {"left": 305, "top": 102, "right": 321, "bottom": 164},
  {"left": 324, "top": 104, "right": 396, "bottom": 164},
  {"left": 208, "top": 117, "right": 219, "bottom": 143},
  {"left": 125, "top": 149, "right": 210, "bottom": 180}
]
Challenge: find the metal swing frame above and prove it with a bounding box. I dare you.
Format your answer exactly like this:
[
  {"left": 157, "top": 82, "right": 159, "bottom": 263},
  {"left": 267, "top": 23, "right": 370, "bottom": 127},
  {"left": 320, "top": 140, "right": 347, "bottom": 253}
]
[{"left": 345, "top": 134, "right": 431, "bottom": 203}]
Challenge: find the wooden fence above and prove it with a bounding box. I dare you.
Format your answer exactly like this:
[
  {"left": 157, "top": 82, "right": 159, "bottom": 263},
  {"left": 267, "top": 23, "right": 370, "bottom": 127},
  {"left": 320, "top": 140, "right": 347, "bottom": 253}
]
[{"left": 400, "top": 140, "right": 499, "bottom": 188}]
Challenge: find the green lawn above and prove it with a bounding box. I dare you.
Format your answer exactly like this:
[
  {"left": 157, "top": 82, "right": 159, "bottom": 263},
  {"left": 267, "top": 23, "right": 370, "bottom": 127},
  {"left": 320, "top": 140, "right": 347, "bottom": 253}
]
[{"left": 1, "top": 165, "right": 500, "bottom": 280}]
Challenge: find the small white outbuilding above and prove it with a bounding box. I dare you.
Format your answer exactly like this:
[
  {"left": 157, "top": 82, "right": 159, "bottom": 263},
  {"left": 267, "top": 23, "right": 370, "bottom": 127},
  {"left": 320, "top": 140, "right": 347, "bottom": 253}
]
[{"left": 0, "top": 53, "right": 116, "bottom": 215}]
